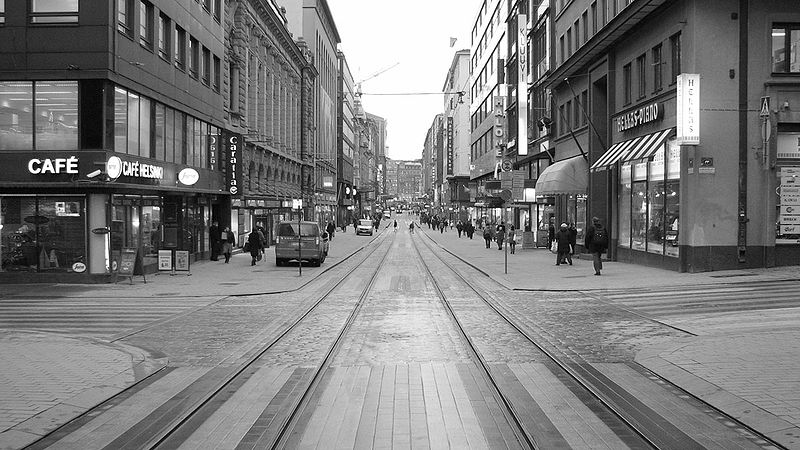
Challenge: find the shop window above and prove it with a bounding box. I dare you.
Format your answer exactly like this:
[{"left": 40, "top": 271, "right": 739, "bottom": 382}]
[
  {"left": 665, "top": 138, "right": 680, "bottom": 257},
  {"left": 772, "top": 24, "right": 800, "bottom": 73},
  {"left": 1, "top": 196, "right": 86, "bottom": 273},
  {"left": 618, "top": 163, "right": 632, "bottom": 248},
  {"left": 114, "top": 87, "right": 127, "bottom": 153},
  {"left": 0, "top": 82, "right": 34, "bottom": 150},
  {"left": 647, "top": 148, "right": 665, "bottom": 255},
  {"left": 631, "top": 161, "right": 648, "bottom": 251},
  {"left": 141, "top": 203, "right": 161, "bottom": 266},
  {"left": 118, "top": 0, "right": 133, "bottom": 36},
  {"left": 30, "top": 0, "right": 79, "bottom": 23},
  {"left": 126, "top": 91, "right": 140, "bottom": 155},
  {"left": 35, "top": 81, "right": 78, "bottom": 150}
]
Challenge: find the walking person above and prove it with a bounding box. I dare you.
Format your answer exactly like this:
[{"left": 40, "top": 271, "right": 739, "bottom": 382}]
[
  {"left": 495, "top": 221, "right": 506, "bottom": 250},
  {"left": 247, "top": 228, "right": 263, "bottom": 266},
  {"left": 221, "top": 227, "right": 235, "bottom": 263},
  {"left": 555, "top": 223, "right": 572, "bottom": 265},
  {"left": 209, "top": 221, "right": 220, "bottom": 261},
  {"left": 508, "top": 225, "right": 517, "bottom": 254},
  {"left": 547, "top": 219, "right": 556, "bottom": 250},
  {"left": 256, "top": 226, "right": 266, "bottom": 261},
  {"left": 483, "top": 225, "right": 493, "bottom": 248},
  {"left": 393, "top": 219, "right": 398, "bottom": 232},
  {"left": 409, "top": 222, "right": 415, "bottom": 233},
  {"left": 568, "top": 222, "right": 578, "bottom": 258},
  {"left": 326, "top": 221, "right": 336, "bottom": 241},
  {"left": 456, "top": 221, "right": 463, "bottom": 238},
  {"left": 585, "top": 217, "right": 609, "bottom": 275}
]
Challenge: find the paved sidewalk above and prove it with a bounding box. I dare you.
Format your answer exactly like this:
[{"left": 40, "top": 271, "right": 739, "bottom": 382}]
[
  {"left": 0, "top": 225, "right": 382, "bottom": 449},
  {"left": 417, "top": 222, "right": 800, "bottom": 449}
]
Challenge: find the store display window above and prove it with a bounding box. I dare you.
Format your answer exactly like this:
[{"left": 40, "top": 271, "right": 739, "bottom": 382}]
[
  {"left": 647, "top": 148, "right": 666, "bottom": 255},
  {"left": 618, "top": 163, "right": 632, "bottom": 248},
  {"left": 1, "top": 196, "right": 86, "bottom": 272}
]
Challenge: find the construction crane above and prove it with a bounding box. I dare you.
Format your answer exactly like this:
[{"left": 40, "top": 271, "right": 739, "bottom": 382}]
[{"left": 355, "top": 62, "right": 400, "bottom": 98}]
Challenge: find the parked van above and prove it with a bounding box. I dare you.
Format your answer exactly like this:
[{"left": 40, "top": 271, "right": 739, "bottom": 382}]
[{"left": 275, "top": 221, "right": 329, "bottom": 267}]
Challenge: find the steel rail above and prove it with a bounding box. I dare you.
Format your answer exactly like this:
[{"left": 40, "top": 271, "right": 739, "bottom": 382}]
[
  {"left": 408, "top": 232, "right": 538, "bottom": 450},
  {"left": 411, "top": 226, "right": 659, "bottom": 449},
  {"left": 147, "top": 231, "right": 395, "bottom": 450}
]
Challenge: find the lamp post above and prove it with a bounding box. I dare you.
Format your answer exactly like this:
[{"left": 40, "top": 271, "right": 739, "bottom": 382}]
[{"left": 293, "top": 198, "right": 303, "bottom": 276}]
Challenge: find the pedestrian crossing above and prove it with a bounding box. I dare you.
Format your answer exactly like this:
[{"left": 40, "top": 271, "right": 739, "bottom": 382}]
[
  {"left": 0, "top": 296, "right": 212, "bottom": 338},
  {"left": 594, "top": 280, "right": 800, "bottom": 334}
]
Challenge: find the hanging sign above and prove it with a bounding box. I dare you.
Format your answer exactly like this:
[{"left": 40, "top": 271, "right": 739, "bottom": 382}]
[
  {"left": 223, "top": 132, "right": 242, "bottom": 196},
  {"left": 677, "top": 73, "right": 700, "bottom": 145},
  {"left": 517, "top": 14, "right": 528, "bottom": 156}
]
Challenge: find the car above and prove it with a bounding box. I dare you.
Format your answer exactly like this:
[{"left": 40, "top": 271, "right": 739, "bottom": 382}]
[
  {"left": 383, "top": 210, "right": 391, "bottom": 219},
  {"left": 356, "top": 219, "right": 374, "bottom": 236},
  {"left": 274, "top": 221, "right": 329, "bottom": 267}
]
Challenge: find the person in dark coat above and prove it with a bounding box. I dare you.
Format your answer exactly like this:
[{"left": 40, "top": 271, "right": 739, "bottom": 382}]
[
  {"left": 568, "top": 222, "right": 578, "bottom": 256},
  {"left": 248, "top": 229, "right": 263, "bottom": 266},
  {"left": 495, "top": 221, "right": 506, "bottom": 250},
  {"left": 585, "top": 217, "right": 608, "bottom": 275},
  {"left": 548, "top": 219, "right": 556, "bottom": 249},
  {"left": 555, "top": 223, "right": 572, "bottom": 265},
  {"left": 209, "top": 221, "right": 220, "bottom": 261},
  {"left": 508, "top": 225, "right": 517, "bottom": 254},
  {"left": 221, "top": 227, "right": 235, "bottom": 263},
  {"left": 483, "top": 225, "right": 493, "bottom": 248},
  {"left": 326, "top": 221, "right": 336, "bottom": 240}
]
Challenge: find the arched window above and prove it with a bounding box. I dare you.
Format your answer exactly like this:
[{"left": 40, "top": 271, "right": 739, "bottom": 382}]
[
  {"left": 248, "top": 161, "right": 256, "bottom": 192},
  {"left": 258, "top": 164, "right": 265, "bottom": 192}
]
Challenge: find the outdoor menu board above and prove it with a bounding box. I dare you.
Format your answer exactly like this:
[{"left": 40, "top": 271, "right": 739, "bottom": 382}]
[
  {"left": 118, "top": 247, "right": 137, "bottom": 276},
  {"left": 158, "top": 250, "right": 173, "bottom": 271},
  {"left": 175, "top": 250, "right": 190, "bottom": 272}
]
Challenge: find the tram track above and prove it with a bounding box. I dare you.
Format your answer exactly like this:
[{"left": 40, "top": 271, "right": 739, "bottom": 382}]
[
  {"left": 144, "top": 231, "right": 397, "bottom": 450},
  {"left": 411, "top": 224, "right": 787, "bottom": 450}
]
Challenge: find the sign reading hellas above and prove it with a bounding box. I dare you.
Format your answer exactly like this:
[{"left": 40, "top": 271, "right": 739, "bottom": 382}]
[{"left": 676, "top": 73, "right": 700, "bottom": 145}]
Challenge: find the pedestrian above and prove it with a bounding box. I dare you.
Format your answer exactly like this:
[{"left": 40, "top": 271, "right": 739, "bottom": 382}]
[
  {"left": 247, "top": 228, "right": 263, "bottom": 266},
  {"left": 456, "top": 221, "right": 463, "bottom": 238},
  {"left": 209, "top": 221, "right": 220, "bottom": 261},
  {"left": 548, "top": 219, "right": 556, "bottom": 250},
  {"left": 341, "top": 221, "right": 347, "bottom": 232},
  {"left": 555, "top": 223, "right": 572, "bottom": 265},
  {"left": 508, "top": 225, "right": 517, "bottom": 254},
  {"left": 326, "top": 221, "right": 336, "bottom": 241},
  {"left": 256, "top": 226, "right": 266, "bottom": 260},
  {"left": 495, "top": 221, "right": 506, "bottom": 250},
  {"left": 467, "top": 221, "right": 475, "bottom": 239},
  {"left": 568, "top": 222, "right": 577, "bottom": 257},
  {"left": 393, "top": 219, "right": 398, "bottom": 232},
  {"left": 409, "top": 222, "right": 415, "bottom": 233},
  {"left": 221, "top": 227, "right": 235, "bottom": 263},
  {"left": 585, "top": 217, "right": 609, "bottom": 275},
  {"left": 483, "top": 225, "right": 492, "bottom": 248}
]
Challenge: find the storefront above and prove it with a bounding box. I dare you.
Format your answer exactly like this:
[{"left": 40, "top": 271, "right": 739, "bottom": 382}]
[
  {"left": 0, "top": 151, "right": 226, "bottom": 281},
  {"left": 535, "top": 155, "right": 589, "bottom": 247}
]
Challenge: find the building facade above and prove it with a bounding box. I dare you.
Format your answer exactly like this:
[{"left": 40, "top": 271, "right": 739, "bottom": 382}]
[
  {"left": 337, "top": 51, "right": 356, "bottom": 227},
  {"left": 423, "top": 114, "right": 445, "bottom": 214},
  {"left": 223, "top": 0, "right": 316, "bottom": 248},
  {"left": 0, "top": 0, "right": 227, "bottom": 281},
  {"left": 443, "top": 50, "right": 474, "bottom": 222},
  {"left": 539, "top": 0, "right": 800, "bottom": 272}
]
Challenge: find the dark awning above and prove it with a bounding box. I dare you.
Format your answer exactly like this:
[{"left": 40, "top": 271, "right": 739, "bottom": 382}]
[{"left": 535, "top": 156, "right": 588, "bottom": 196}]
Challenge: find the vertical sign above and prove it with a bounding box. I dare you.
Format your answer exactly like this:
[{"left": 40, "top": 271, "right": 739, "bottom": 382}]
[
  {"left": 223, "top": 131, "right": 242, "bottom": 197},
  {"left": 208, "top": 133, "right": 218, "bottom": 171},
  {"left": 517, "top": 14, "right": 528, "bottom": 156},
  {"left": 446, "top": 116, "right": 454, "bottom": 175},
  {"left": 676, "top": 73, "right": 700, "bottom": 145}
]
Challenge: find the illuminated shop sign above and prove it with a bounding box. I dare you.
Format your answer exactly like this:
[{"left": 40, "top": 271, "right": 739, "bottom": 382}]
[
  {"left": 616, "top": 102, "right": 662, "bottom": 132},
  {"left": 208, "top": 134, "right": 218, "bottom": 171},
  {"left": 28, "top": 156, "right": 79, "bottom": 174},
  {"left": 178, "top": 168, "right": 200, "bottom": 186},
  {"left": 223, "top": 131, "right": 242, "bottom": 196},
  {"left": 106, "top": 155, "right": 164, "bottom": 180}
]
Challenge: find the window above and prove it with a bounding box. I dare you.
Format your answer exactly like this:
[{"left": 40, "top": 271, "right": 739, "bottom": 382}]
[
  {"left": 189, "top": 37, "right": 199, "bottom": 78},
  {"left": 202, "top": 0, "right": 211, "bottom": 12},
  {"left": 139, "top": 1, "right": 153, "bottom": 49},
  {"left": 670, "top": 32, "right": 681, "bottom": 81},
  {"left": 202, "top": 47, "right": 211, "bottom": 85},
  {"left": 175, "top": 26, "right": 186, "bottom": 70},
  {"left": 139, "top": 97, "right": 151, "bottom": 158},
  {"left": 582, "top": 12, "right": 588, "bottom": 44},
  {"left": 213, "top": 55, "right": 221, "bottom": 92},
  {"left": 559, "top": 35, "right": 565, "bottom": 64},
  {"left": 154, "top": 103, "right": 165, "bottom": 161},
  {"left": 591, "top": 2, "right": 597, "bottom": 35},
  {"left": 127, "top": 91, "right": 140, "bottom": 155},
  {"left": 30, "top": 0, "right": 79, "bottom": 23},
  {"left": 623, "top": 62, "right": 632, "bottom": 104},
  {"left": 213, "top": 0, "right": 221, "bottom": 20},
  {"left": 581, "top": 90, "right": 588, "bottom": 126},
  {"left": 565, "top": 100, "right": 572, "bottom": 132},
  {"left": 34, "top": 81, "right": 78, "bottom": 150},
  {"left": 158, "top": 13, "right": 170, "bottom": 60},
  {"left": 601, "top": 0, "right": 607, "bottom": 25},
  {"left": 636, "top": 54, "right": 646, "bottom": 99},
  {"left": 573, "top": 96, "right": 580, "bottom": 128},
  {"left": 0, "top": 82, "right": 33, "bottom": 150},
  {"left": 117, "top": 0, "right": 134, "bottom": 34},
  {"left": 114, "top": 87, "right": 127, "bottom": 153},
  {"left": 566, "top": 29, "right": 572, "bottom": 57},
  {"left": 652, "top": 44, "right": 663, "bottom": 92},
  {"left": 772, "top": 24, "right": 800, "bottom": 73}
]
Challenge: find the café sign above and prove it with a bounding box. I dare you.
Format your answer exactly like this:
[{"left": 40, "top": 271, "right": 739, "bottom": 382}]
[
  {"left": 106, "top": 155, "right": 164, "bottom": 180},
  {"left": 28, "top": 156, "right": 79, "bottom": 174},
  {"left": 616, "top": 102, "right": 662, "bottom": 132}
]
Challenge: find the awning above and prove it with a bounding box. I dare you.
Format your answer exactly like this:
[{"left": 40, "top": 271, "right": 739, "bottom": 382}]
[
  {"left": 590, "top": 128, "right": 674, "bottom": 172},
  {"left": 622, "top": 128, "right": 673, "bottom": 162},
  {"left": 535, "top": 155, "right": 588, "bottom": 195}
]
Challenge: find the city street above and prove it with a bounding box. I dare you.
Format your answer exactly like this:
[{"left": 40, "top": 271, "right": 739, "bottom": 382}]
[{"left": 1, "top": 216, "right": 799, "bottom": 449}]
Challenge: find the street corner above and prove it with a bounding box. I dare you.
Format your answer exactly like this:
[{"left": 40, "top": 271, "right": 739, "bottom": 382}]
[{"left": 0, "top": 330, "right": 167, "bottom": 449}]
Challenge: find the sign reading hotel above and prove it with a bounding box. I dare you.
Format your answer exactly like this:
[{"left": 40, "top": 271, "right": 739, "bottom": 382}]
[
  {"left": 677, "top": 73, "right": 700, "bottom": 145},
  {"left": 223, "top": 132, "right": 242, "bottom": 196},
  {"left": 616, "top": 102, "right": 662, "bottom": 132},
  {"left": 517, "top": 13, "right": 528, "bottom": 156}
]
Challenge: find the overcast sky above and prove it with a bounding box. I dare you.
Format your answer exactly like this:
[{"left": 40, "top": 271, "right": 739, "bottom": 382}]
[{"left": 327, "top": 0, "right": 482, "bottom": 161}]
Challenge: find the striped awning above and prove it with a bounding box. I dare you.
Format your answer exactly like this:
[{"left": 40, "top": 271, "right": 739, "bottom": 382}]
[
  {"left": 590, "top": 128, "right": 675, "bottom": 172},
  {"left": 622, "top": 128, "right": 674, "bottom": 162}
]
